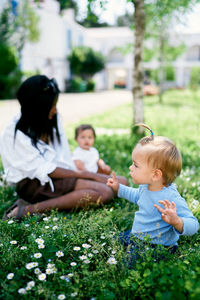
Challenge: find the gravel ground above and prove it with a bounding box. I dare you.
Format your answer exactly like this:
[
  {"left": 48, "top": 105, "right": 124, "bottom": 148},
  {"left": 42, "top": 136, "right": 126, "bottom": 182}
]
[{"left": 0, "top": 90, "right": 132, "bottom": 134}]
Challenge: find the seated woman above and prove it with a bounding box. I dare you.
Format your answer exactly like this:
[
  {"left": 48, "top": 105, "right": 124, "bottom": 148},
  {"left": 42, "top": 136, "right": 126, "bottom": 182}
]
[{"left": 0, "top": 75, "right": 128, "bottom": 220}]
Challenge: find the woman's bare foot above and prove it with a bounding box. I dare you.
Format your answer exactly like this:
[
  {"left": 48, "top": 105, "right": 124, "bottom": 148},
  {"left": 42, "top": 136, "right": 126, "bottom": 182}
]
[{"left": 7, "top": 207, "right": 18, "bottom": 218}]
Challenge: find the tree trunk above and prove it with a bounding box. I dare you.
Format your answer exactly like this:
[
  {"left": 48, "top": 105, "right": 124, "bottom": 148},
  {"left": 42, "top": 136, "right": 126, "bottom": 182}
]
[
  {"left": 158, "top": 22, "right": 165, "bottom": 103},
  {"left": 133, "top": 0, "right": 145, "bottom": 133}
]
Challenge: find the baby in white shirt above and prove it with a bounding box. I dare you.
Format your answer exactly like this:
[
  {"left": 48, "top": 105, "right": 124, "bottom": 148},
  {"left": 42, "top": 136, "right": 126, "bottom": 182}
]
[{"left": 73, "top": 124, "right": 111, "bottom": 175}]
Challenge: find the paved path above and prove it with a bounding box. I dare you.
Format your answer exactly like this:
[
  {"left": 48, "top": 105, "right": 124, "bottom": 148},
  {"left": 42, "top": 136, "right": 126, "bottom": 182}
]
[{"left": 0, "top": 90, "right": 132, "bottom": 133}]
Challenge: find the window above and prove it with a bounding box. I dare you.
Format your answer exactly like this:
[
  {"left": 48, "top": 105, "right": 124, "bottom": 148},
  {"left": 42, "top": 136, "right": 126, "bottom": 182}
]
[{"left": 186, "top": 46, "right": 200, "bottom": 61}]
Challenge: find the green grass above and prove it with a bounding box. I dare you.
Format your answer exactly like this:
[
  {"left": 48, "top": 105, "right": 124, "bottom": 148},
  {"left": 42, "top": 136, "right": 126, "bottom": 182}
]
[{"left": 0, "top": 89, "right": 200, "bottom": 299}]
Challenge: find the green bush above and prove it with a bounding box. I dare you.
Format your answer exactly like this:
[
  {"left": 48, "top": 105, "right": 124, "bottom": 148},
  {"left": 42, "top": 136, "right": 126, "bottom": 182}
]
[
  {"left": 86, "top": 79, "right": 95, "bottom": 91},
  {"left": 65, "top": 76, "right": 87, "bottom": 93},
  {"left": 189, "top": 66, "right": 200, "bottom": 91},
  {"left": 68, "top": 46, "right": 105, "bottom": 81},
  {"left": 0, "top": 43, "right": 22, "bottom": 99}
]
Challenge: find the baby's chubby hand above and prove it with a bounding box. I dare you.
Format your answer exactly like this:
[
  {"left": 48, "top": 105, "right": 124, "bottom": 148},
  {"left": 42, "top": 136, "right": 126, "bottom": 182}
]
[{"left": 107, "top": 171, "right": 119, "bottom": 195}]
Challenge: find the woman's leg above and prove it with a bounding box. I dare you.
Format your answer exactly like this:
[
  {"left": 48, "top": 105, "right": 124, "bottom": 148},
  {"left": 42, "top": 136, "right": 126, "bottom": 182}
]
[{"left": 23, "top": 179, "right": 113, "bottom": 215}]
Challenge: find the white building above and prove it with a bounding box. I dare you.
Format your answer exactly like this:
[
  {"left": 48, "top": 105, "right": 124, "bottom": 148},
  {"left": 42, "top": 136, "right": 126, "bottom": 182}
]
[{"left": 4, "top": 0, "right": 200, "bottom": 91}]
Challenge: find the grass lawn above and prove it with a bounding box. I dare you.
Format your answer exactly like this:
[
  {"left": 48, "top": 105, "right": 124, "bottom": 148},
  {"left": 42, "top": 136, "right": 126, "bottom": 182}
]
[{"left": 0, "top": 89, "right": 200, "bottom": 299}]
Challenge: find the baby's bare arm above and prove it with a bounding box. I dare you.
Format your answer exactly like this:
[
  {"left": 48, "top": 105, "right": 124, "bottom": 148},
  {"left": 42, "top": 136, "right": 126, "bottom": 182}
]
[
  {"left": 107, "top": 171, "right": 119, "bottom": 195},
  {"left": 74, "top": 160, "right": 86, "bottom": 171}
]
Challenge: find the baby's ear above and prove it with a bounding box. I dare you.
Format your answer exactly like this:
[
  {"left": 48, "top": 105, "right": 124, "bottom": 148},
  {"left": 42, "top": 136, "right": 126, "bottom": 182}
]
[{"left": 152, "top": 169, "right": 162, "bottom": 182}]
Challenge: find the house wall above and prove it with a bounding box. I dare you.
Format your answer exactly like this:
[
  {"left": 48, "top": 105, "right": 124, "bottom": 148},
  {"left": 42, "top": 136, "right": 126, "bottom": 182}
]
[{"left": 5, "top": 0, "right": 200, "bottom": 91}]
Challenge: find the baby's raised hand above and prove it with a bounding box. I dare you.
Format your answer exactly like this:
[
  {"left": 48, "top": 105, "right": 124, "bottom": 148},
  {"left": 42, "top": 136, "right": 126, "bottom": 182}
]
[
  {"left": 154, "top": 200, "right": 183, "bottom": 232},
  {"left": 107, "top": 171, "right": 119, "bottom": 194}
]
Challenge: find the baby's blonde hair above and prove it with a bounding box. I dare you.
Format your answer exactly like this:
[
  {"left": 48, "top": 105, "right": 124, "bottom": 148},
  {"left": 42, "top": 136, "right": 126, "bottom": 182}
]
[{"left": 136, "top": 124, "right": 182, "bottom": 186}]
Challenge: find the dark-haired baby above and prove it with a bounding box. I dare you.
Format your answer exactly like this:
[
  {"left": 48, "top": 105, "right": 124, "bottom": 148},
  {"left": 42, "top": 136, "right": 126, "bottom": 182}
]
[
  {"left": 107, "top": 128, "right": 199, "bottom": 264},
  {"left": 73, "top": 124, "right": 111, "bottom": 175}
]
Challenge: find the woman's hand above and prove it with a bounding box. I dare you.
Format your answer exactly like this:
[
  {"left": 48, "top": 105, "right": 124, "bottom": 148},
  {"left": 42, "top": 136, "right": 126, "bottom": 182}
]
[
  {"left": 154, "top": 200, "right": 183, "bottom": 233},
  {"left": 107, "top": 171, "right": 119, "bottom": 195}
]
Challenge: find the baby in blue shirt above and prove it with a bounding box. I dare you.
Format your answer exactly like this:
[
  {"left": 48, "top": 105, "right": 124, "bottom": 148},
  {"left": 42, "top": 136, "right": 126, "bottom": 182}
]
[{"left": 107, "top": 124, "right": 199, "bottom": 259}]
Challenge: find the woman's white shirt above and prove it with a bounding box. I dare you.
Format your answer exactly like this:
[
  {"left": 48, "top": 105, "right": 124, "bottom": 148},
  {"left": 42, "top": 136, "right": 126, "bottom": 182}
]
[{"left": 0, "top": 113, "right": 76, "bottom": 189}]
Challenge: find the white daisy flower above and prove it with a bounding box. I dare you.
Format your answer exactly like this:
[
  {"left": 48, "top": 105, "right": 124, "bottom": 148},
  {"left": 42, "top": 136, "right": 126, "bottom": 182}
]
[
  {"left": 70, "top": 262, "right": 77, "bottom": 266},
  {"left": 88, "top": 238, "right": 92, "bottom": 242},
  {"left": 101, "top": 242, "right": 106, "bottom": 247},
  {"left": 34, "top": 268, "right": 41, "bottom": 274},
  {"left": 10, "top": 240, "right": 17, "bottom": 245},
  {"left": 18, "top": 288, "right": 27, "bottom": 294},
  {"left": 82, "top": 243, "right": 91, "bottom": 249},
  {"left": 26, "top": 263, "right": 34, "bottom": 269},
  {"left": 67, "top": 273, "right": 74, "bottom": 278},
  {"left": 58, "top": 294, "right": 66, "bottom": 300},
  {"left": 53, "top": 217, "right": 58, "bottom": 221},
  {"left": 25, "top": 224, "right": 30, "bottom": 227},
  {"left": 26, "top": 286, "right": 31, "bottom": 291},
  {"left": 83, "top": 259, "right": 90, "bottom": 264},
  {"left": 32, "top": 262, "right": 39, "bottom": 267},
  {"left": 38, "top": 273, "right": 46, "bottom": 281},
  {"left": 79, "top": 255, "right": 87, "bottom": 260},
  {"left": 192, "top": 199, "right": 199, "bottom": 209},
  {"left": 56, "top": 251, "right": 64, "bottom": 257},
  {"left": 34, "top": 253, "right": 42, "bottom": 258},
  {"left": 35, "top": 238, "right": 44, "bottom": 244},
  {"left": 27, "top": 281, "right": 35, "bottom": 288},
  {"left": 88, "top": 253, "right": 93, "bottom": 258},
  {"left": 92, "top": 250, "right": 99, "bottom": 254},
  {"left": 71, "top": 292, "right": 78, "bottom": 297},
  {"left": 45, "top": 226, "right": 50, "bottom": 229},
  {"left": 38, "top": 244, "right": 45, "bottom": 249},
  {"left": 73, "top": 246, "right": 81, "bottom": 251},
  {"left": 7, "top": 220, "right": 14, "bottom": 224},
  {"left": 7, "top": 273, "right": 14, "bottom": 280},
  {"left": 107, "top": 257, "right": 117, "bottom": 265},
  {"left": 46, "top": 268, "right": 54, "bottom": 275},
  {"left": 100, "top": 235, "right": 105, "bottom": 239},
  {"left": 43, "top": 217, "right": 49, "bottom": 221},
  {"left": 111, "top": 250, "right": 116, "bottom": 254},
  {"left": 20, "top": 246, "right": 27, "bottom": 250},
  {"left": 52, "top": 267, "right": 57, "bottom": 273},
  {"left": 53, "top": 226, "right": 58, "bottom": 230},
  {"left": 47, "top": 263, "right": 55, "bottom": 269}
]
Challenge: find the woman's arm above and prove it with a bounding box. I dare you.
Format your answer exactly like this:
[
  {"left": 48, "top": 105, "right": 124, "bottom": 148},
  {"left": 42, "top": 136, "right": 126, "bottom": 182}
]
[{"left": 49, "top": 167, "right": 109, "bottom": 184}]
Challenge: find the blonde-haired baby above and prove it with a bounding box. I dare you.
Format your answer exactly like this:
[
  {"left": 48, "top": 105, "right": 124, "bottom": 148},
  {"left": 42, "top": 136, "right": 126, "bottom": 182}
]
[{"left": 107, "top": 125, "right": 199, "bottom": 261}]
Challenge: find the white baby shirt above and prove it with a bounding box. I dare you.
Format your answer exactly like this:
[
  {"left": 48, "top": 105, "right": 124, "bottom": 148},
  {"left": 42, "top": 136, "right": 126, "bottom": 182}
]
[{"left": 73, "top": 146, "right": 99, "bottom": 173}]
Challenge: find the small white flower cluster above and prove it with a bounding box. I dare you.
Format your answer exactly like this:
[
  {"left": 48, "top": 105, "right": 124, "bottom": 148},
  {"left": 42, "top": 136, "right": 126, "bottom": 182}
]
[
  {"left": 25, "top": 262, "right": 39, "bottom": 269},
  {"left": 60, "top": 273, "right": 73, "bottom": 282},
  {"left": 35, "top": 238, "right": 45, "bottom": 249},
  {"left": 18, "top": 281, "right": 35, "bottom": 294},
  {"left": 191, "top": 199, "right": 199, "bottom": 209},
  {"left": 25, "top": 281, "right": 35, "bottom": 291},
  {"left": 46, "top": 263, "right": 57, "bottom": 274},
  {"left": 20, "top": 246, "right": 27, "bottom": 250}
]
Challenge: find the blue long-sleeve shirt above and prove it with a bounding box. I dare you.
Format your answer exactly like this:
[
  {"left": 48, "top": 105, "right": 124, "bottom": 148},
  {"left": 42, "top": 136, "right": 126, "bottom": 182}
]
[{"left": 118, "top": 184, "right": 199, "bottom": 246}]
